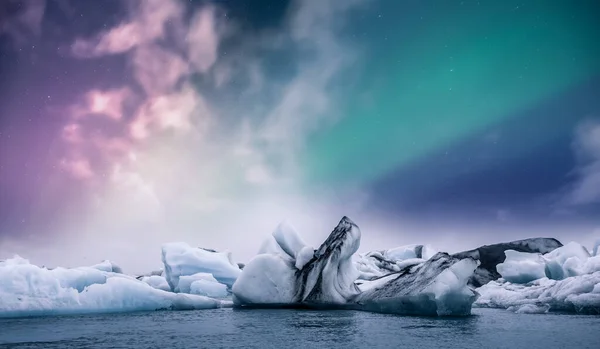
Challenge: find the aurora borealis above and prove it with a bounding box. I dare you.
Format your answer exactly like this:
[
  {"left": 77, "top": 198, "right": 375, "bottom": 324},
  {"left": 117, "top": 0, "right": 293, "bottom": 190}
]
[{"left": 1, "top": 0, "right": 599, "bottom": 272}]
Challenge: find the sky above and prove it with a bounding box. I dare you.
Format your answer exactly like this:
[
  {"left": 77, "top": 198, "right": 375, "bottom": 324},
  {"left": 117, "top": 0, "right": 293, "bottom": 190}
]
[{"left": 1, "top": 0, "right": 599, "bottom": 273}]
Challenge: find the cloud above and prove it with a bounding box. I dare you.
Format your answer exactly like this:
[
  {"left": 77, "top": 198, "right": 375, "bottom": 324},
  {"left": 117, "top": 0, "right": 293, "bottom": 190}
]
[
  {"left": 71, "top": 0, "right": 184, "bottom": 58},
  {"left": 563, "top": 119, "right": 600, "bottom": 206},
  {"left": 0, "top": 0, "right": 46, "bottom": 47},
  {"left": 6, "top": 0, "right": 376, "bottom": 272}
]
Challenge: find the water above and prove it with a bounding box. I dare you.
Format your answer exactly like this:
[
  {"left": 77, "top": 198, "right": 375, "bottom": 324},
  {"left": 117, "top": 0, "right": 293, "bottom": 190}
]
[{"left": 1, "top": 308, "right": 599, "bottom": 349}]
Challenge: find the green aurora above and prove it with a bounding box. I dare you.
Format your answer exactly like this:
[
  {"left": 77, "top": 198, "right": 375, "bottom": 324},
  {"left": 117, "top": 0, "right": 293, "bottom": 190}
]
[{"left": 302, "top": 0, "right": 600, "bottom": 185}]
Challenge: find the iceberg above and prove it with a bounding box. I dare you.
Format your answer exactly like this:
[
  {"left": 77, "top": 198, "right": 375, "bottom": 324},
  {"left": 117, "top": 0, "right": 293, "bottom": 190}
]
[
  {"left": 233, "top": 216, "right": 479, "bottom": 316},
  {"left": 356, "top": 253, "right": 479, "bottom": 316},
  {"left": 453, "top": 238, "right": 563, "bottom": 287},
  {"left": 475, "top": 272, "right": 600, "bottom": 314},
  {"left": 495, "top": 242, "right": 600, "bottom": 283},
  {"left": 496, "top": 250, "right": 547, "bottom": 284},
  {"left": 475, "top": 242, "right": 600, "bottom": 314},
  {"left": 161, "top": 242, "right": 241, "bottom": 291},
  {"left": 0, "top": 256, "right": 223, "bottom": 318}
]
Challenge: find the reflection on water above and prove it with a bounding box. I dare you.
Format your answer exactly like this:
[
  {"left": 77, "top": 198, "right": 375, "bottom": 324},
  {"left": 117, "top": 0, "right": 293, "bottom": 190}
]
[{"left": 0, "top": 308, "right": 599, "bottom": 349}]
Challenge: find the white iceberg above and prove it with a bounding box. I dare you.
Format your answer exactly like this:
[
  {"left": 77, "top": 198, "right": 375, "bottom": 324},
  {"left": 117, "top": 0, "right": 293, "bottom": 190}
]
[
  {"left": 233, "top": 216, "right": 479, "bottom": 316},
  {"left": 161, "top": 242, "right": 241, "bottom": 291},
  {"left": 0, "top": 256, "right": 223, "bottom": 318}
]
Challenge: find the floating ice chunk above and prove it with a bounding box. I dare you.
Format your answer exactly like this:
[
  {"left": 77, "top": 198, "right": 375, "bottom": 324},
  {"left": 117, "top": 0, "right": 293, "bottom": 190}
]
[
  {"left": 453, "top": 238, "right": 563, "bottom": 287},
  {"left": 232, "top": 254, "right": 296, "bottom": 305},
  {"left": 161, "top": 242, "right": 241, "bottom": 290},
  {"left": 497, "top": 250, "right": 547, "bottom": 284},
  {"left": 141, "top": 275, "right": 171, "bottom": 292},
  {"left": 475, "top": 272, "right": 600, "bottom": 314},
  {"left": 507, "top": 304, "right": 550, "bottom": 314},
  {"left": 234, "top": 217, "right": 361, "bottom": 306},
  {"left": 190, "top": 279, "right": 228, "bottom": 298},
  {"left": 0, "top": 256, "right": 222, "bottom": 318},
  {"left": 543, "top": 242, "right": 591, "bottom": 280},
  {"left": 356, "top": 253, "right": 479, "bottom": 316},
  {"left": 175, "top": 272, "right": 228, "bottom": 298}
]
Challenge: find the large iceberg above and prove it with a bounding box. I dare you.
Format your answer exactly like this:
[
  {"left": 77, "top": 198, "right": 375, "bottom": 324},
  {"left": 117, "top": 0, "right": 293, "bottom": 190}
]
[
  {"left": 0, "top": 256, "right": 223, "bottom": 318},
  {"left": 161, "top": 242, "right": 242, "bottom": 291},
  {"left": 233, "top": 216, "right": 478, "bottom": 316}
]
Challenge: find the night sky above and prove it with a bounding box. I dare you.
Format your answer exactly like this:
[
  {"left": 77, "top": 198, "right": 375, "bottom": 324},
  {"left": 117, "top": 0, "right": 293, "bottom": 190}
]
[{"left": 1, "top": 0, "right": 599, "bottom": 272}]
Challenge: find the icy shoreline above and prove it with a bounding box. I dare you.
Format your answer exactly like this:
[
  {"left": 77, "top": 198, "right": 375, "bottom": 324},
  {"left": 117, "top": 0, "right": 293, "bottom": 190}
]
[{"left": 1, "top": 217, "right": 598, "bottom": 318}]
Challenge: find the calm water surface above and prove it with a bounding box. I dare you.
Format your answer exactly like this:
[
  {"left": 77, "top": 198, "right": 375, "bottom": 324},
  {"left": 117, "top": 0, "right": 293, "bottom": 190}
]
[{"left": 1, "top": 308, "right": 598, "bottom": 348}]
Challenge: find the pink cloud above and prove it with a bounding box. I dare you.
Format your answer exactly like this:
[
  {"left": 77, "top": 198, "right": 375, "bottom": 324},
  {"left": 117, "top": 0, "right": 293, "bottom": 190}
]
[
  {"left": 130, "top": 85, "right": 209, "bottom": 139},
  {"left": 131, "top": 45, "right": 189, "bottom": 96},
  {"left": 61, "top": 123, "right": 83, "bottom": 143},
  {"left": 60, "top": 157, "right": 94, "bottom": 180},
  {"left": 84, "top": 88, "right": 132, "bottom": 120},
  {"left": 71, "top": 0, "right": 183, "bottom": 57},
  {"left": 186, "top": 7, "right": 219, "bottom": 73}
]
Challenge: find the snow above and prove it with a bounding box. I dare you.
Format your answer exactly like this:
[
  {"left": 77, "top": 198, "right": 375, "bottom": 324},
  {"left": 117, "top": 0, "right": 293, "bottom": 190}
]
[
  {"left": 0, "top": 256, "right": 222, "bottom": 318},
  {"left": 161, "top": 242, "right": 241, "bottom": 290}
]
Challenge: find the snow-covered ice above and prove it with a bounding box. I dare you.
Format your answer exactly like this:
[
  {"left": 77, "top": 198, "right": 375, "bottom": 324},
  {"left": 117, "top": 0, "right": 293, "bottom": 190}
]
[
  {"left": 0, "top": 256, "right": 223, "bottom": 318},
  {"left": 161, "top": 242, "right": 241, "bottom": 290}
]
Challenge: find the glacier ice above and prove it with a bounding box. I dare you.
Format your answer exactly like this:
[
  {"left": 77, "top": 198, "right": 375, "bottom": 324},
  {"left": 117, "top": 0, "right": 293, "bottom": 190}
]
[
  {"left": 356, "top": 254, "right": 478, "bottom": 316},
  {"left": 475, "top": 272, "right": 600, "bottom": 314},
  {"left": 496, "top": 250, "right": 547, "bottom": 284},
  {"left": 475, "top": 242, "right": 600, "bottom": 314},
  {"left": 175, "top": 272, "right": 228, "bottom": 298},
  {"left": 452, "top": 238, "right": 563, "bottom": 287},
  {"left": 0, "top": 256, "right": 223, "bottom": 318},
  {"left": 496, "top": 242, "right": 600, "bottom": 283},
  {"left": 140, "top": 275, "right": 171, "bottom": 292},
  {"left": 354, "top": 244, "right": 435, "bottom": 281},
  {"left": 161, "top": 242, "right": 241, "bottom": 290},
  {"left": 233, "top": 216, "right": 479, "bottom": 316}
]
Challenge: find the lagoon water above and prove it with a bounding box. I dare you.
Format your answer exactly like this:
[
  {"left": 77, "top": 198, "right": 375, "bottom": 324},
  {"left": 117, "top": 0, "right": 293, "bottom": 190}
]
[{"left": 1, "top": 308, "right": 599, "bottom": 349}]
